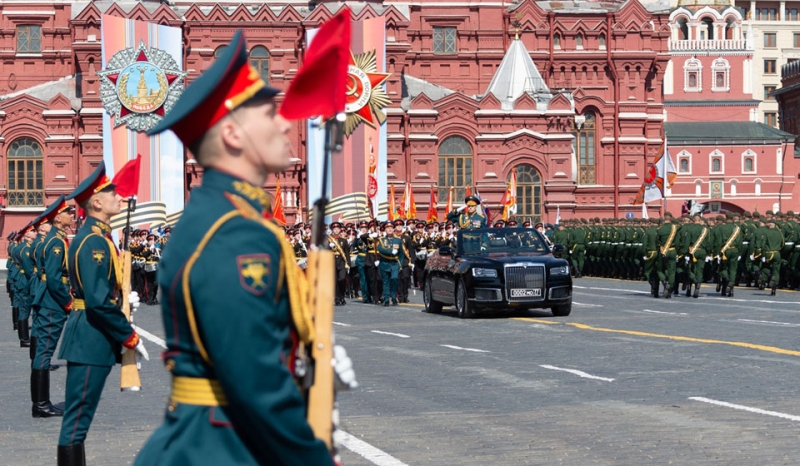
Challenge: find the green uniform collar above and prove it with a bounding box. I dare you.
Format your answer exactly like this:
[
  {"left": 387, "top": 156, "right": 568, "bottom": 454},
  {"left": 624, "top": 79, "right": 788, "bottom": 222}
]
[
  {"left": 83, "top": 216, "right": 112, "bottom": 235},
  {"left": 202, "top": 168, "right": 271, "bottom": 213}
]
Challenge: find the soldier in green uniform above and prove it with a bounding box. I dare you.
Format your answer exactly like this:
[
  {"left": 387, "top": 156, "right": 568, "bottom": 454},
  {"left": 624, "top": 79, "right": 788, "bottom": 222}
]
[
  {"left": 6, "top": 231, "right": 18, "bottom": 330},
  {"left": 656, "top": 212, "right": 679, "bottom": 298},
  {"left": 57, "top": 162, "right": 148, "bottom": 465},
  {"left": 28, "top": 214, "right": 47, "bottom": 359},
  {"left": 15, "top": 224, "right": 36, "bottom": 347},
  {"left": 135, "top": 31, "right": 353, "bottom": 466},
  {"left": 643, "top": 217, "right": 660, "bottom": 297},
  {"left": 717, "top": 212, "right": 743, "bottom": 297},
  {"left": 446, "top": 195, "right": 488, "bottom": 229},
  {"left": 684, "top": 214, "right": 710, "bottom": 298},
  {"left": 353, "top": 221, "right": 373, "bottom": 303},
  {"left": 30, "top": 195, "right": 74, "bottom": 418},
  {"left": 378, "top": 222, "right": 403, "bottom": 306},
  {"left": 756, "top": 218, "right": 785, "bottom": 295}
]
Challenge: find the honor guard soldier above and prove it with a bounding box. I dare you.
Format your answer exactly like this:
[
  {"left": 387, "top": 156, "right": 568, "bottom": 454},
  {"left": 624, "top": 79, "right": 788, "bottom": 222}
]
[
  {"left": 329, "top": 222, "right": 350, "bottom": 306},
  {"left": 28, "top": 213, "right": 48, "bottom": 359},
  {"left": 656, "top": 212, "right": 679, "bottom": 298},
  {"left": 378, "top": 221, "right": 402, "bottom": 306},
  {"left": 447, "top": 195, "right": 488, "bottom": 229},
  {"left": 756, "top": 218, "right": 785, "bottom": 295},
  {"left": 6, "top": 231, "right": 18, "bottom": 330},
  {"left": 15, "top": 223, "right": 37, "bottom": 347},
  {"left": 57, "top": 162, "right": 148, "bottom": 465},
  {"left": 30, "top": 195, "right": 74, "bottom": 418},
  {"left": 643, "top": 217, "right": 660, "bottom": 297},
  {"left": 684, "top": 214, "right": 710, "bottom": 298},
  {"left": 717, "top": 212, "right": 743, "bottom": 297},
  {"left": 135, "top": 31, "right": 347, "bottom": 466},
  {"left": 412, "top": 221, "right": 430, "bottom": 288},
  {"left": 353, "top": 221, "right": 373, "bottom": 303}
]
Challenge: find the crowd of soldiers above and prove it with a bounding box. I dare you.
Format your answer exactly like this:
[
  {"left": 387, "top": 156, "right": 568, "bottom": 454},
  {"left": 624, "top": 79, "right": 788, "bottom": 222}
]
[
  {"left": 125, "top": 228, "right": 169, "bottom": 306},
  {"left": 549, "top": 210, "right": 793, "bottom": 298}
]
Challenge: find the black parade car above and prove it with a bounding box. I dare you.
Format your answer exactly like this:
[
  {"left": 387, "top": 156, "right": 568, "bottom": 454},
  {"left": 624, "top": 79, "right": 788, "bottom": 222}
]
[{"left": 422, "top": 227, "right": 572, "bottom": 318}]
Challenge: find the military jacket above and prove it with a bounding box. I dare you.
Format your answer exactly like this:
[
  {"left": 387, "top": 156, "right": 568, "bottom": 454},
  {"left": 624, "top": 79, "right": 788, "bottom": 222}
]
[
  {"left": 716, "top": 222, "right": 743, "bottom": 259},
  {"left": 29, "top": 234, "right": 45, "bottom": 297},
  {"left": 446, "top": 209, "right": 488, "bottom": 229},
  {"left": 686, "top": 223, "right": 710, "bottom": 254},
  {"left": 758, "top": 227, "right": 785, "bottom": 252},
  {"left": 16, "top": 240, "right": 34, "bottom": 291},
  {"left": 153, "top": 169, "right": 331, "bottom": 465},
  {"left": 378, "top": 236, "right": 403, "bottom": 264},
  {"left": 58, "top": 216, "right": 137, "bottom": 366},
  {"left": 33, "top": 226, "right": 72, "bottom": 310},
  {"left": 656, "top": 222, "right": 679, "bottom": 252}
]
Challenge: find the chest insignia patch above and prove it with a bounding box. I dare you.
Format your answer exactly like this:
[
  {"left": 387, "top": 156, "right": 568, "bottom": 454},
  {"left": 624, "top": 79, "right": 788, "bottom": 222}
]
[
  {"left": 237, "top": 254, "right": 272, "bottom": 296},
  {"left": 92, "top": 250, "right": 106, "bottom": 265},
  {"left": 53, "top": 247, "right": 62, "bottom": 256}
]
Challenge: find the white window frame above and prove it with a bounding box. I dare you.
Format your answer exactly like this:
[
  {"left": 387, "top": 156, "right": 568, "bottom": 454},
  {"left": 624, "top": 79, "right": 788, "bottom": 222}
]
[
  {"left": 742, "top": 149, "right": 757, "bottom": 174},
  {"left": 711, "top": 57, "right": 730, "bottom": 92},
  {"left": 677, "top": 150, "right": 692, "bottom": 175},
  {"left": 684, "top": 57, "right": 702, "bottom": 92},
  {"left": 709, "top": 149, "right": 724, "bottom": 174}
]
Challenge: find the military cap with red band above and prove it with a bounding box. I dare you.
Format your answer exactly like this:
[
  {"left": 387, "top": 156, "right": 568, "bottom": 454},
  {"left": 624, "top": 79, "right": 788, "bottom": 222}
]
[
  {"left": 66, "top": 161, "right": 116, "bottom": 205},
  {"left": 147, "top": 30, "right": 281, "bottom": 146},
  {"left": 40, "top": 194, "right": 71, "bottom": 222}
]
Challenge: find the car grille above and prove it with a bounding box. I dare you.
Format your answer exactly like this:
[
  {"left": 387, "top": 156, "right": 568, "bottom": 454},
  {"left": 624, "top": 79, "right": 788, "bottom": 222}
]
[{"left": 504, "top": 264, "right": 545, "bottom": 302}]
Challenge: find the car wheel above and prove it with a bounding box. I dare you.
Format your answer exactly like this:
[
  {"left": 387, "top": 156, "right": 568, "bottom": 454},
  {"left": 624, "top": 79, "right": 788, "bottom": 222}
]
[
  {"left": 455, "top": 279, "right": 475, "bottom": 319},
  {"left": 551, "top": 301, "right": 572, "bottom": 317},
  {"left": 423, "top": 276, "right": 443, "bottom": 314}
]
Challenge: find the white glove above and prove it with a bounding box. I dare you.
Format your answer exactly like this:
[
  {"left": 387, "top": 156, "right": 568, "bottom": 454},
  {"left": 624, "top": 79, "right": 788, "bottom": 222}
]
[
  {"left": 480, "top": 246, "right": 487, "bottom": 251},
  {"left": 329, "top": 242, "right": 335, "bottom": 248},
  {"left": 705, "top": 256, "right": 712, "bottom": 263},
  {"left": 370, "top": 232, "right": 378, "bottom": 238},
  {"left": 123, "top": 339, "right": 149, "bottom": 363},
  {"left": 458, "top": 205, "right": 467, "bottom": 212},
  {"left": 569, "top": 250, "right": 573, "bottom": 254},
  {"left": 128, "top": 291, "right": 140, "bottom": 312},
  {"left": 716, "top": 257, "right": 721, "bottom": 264},
  {"left": 685, "top": 256, "right": 690, "bottom": 264},
  {"left": 762, "top": 257, "right": 766, "bottom": 263},
  {"left": 642, "top": 256, "right": 647, "bottom": 261},
  {"left": 410, "top": 264, "right": 415, "bottom": 271},
  {"left": 333, "top": 345, "right": 357, "bottom": 390},
  {"left": 750, "top": 254, "right": 755, "bottom": 261},
  {"left": 374, "top": 260, "right": 380, "bottom": 267},
  {"left": 392, "top": 248, "right": 398, "bottom": 255}
]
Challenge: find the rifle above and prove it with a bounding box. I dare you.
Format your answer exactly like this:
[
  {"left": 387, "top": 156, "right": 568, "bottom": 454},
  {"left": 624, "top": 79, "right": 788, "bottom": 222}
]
[
  {"left": 306, "top": 114, "right": 345, "bottom": 453},
  {"left": 119, "top": 197, "right": 141, "bottom": 391}
]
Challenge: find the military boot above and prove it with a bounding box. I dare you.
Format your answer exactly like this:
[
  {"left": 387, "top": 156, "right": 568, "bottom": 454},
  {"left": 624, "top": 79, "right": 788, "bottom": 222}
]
[
  {"left": 693, "top": 283, "right": 700, "bottom": 298},
  {"left": 769, "top": 279, "right": 777, "bottom": 296},
  {"left": 685, "top": 283, "right": 693, "bottom": 298},
  {"left": 663, "top": 283, "right": 672, "bottom": 299},
  {"left": 18, "top": 318, "right": 30, "bottom": 348},
  {"left": 31, "top": 369, "right": 63, "bottom": 418},
  {"left": 57, "top": 444, "right": 85, "bottom": 466},
  {"left": 30, "top": 336, "right": 37, "bottom": 360},
  {"left": 12, "top": 306, "right": 18, "bottom": 330}
]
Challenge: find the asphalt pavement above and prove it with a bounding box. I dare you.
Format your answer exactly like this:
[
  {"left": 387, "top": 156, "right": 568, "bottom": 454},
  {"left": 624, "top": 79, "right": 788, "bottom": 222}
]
[{"left": 2, "top": 279, "right": 800, "bottom": 465}]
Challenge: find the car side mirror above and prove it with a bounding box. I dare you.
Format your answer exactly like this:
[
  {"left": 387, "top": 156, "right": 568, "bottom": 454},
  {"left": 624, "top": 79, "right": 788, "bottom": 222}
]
[
  {"left": 439, "top": 245, "right": 453, "bottom": 256},
  {"left": 552, "top": 244, "right": 565, "bottom": 256}
]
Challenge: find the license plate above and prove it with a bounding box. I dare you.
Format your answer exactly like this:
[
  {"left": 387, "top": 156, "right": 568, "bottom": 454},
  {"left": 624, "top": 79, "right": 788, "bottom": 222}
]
[{"left": 510, "top": 288, "right": 541, "bottom": 297}]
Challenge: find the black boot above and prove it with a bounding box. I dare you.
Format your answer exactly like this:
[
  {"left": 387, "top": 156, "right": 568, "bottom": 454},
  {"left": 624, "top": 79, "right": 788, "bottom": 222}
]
[
  {"left": 12, "top": 306, "right": 18, "bottom": 330},
  {"left": 727, "top": 284, "right": 734, "bottom": 297},
  {"left": 662, "top": 283, "right": 671, "bottom": 299},
  {"left": 693, "top": 283, "right": 700, "bottom": 298},
  {"left": 30, "top": 336, "right": 37, "bottom": 360},
  {"left": 769, "top": 279, "right": 777, "bottom": 296},
  {"left": 392, "top": 298, "right": 398, "bottom": 306},
  {"left": 57, "top": 444, "right": 85, "bottom": 466},
  {"left": 720, "top": 279, "right": 728, "bottom": 296},
  {"left": 650, "top": 279, "right": 659, "bottom": 298},
  {"left": 18, "top": 318, "right": 30, "bottom": 348},
  {"left": 31, "top": 369, "right": 63, "bottom": 418},
  {"left": 685, "top": 283, "right": 693, "bottom": 297}
]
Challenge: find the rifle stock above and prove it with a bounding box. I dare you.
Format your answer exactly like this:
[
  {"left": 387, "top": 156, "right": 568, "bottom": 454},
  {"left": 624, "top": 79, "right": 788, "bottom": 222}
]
[
  {"left": 306, "top": 248, "right": 336, "bottom": 450},
  {"left": 120, "top": 241, "right": 141, "bottom": 391}
]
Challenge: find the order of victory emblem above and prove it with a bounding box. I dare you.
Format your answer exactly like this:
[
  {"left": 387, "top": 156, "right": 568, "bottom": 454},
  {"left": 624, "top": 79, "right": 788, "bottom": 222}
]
[
  {"left": 98, "top": 41, "right": 187, "bottom": 132},
  {"left": 344, "top": 50, "right": 391, "bottom": 136}
]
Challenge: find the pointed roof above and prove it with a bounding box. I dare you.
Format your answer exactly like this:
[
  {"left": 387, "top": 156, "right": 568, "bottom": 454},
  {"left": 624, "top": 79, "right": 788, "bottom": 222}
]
[{"left": 485, "top": 39, "right": 551, "bottom": 111}]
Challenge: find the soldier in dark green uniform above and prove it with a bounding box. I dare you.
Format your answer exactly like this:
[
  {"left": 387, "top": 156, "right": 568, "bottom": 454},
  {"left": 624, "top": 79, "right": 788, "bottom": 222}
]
[
  {"left": 684, "top": 214, "right": 710, "bottom": 298},
  {"left": 656, "top": 212, "right": 679, "bottom": 298},
  {"left": 757, "top": 218, "right": 785, "bottom": 295},
  {"left": 717, "top": 212, "right": 743, "bottom": 297},
  {"left": 57, "top": 162, "right": 148, "bottom": 465},
  {"left": 378, "top": 222, "right": 403, "bottom": 306},
  {"left": 28, "top": 214, "right": 47, "bottom": 359},
  {"left": 643, "top": 217, "right": 660, "bottom": 297},
  {"left": 15, "top": 223, "right": 36, "bottom": 347},
  {"left": 30, "top": 195, "right": 74, "bottom": 418},
  {"left": 135, "top": 31, "right": 352, "bottom": 466},
  {"left": 6, "top": 231, "right": 18, "bottom": 330}
]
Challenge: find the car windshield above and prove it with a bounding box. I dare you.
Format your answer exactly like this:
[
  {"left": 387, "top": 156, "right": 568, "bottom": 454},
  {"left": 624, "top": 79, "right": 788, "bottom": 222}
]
[{"left": 456, "top": 228, "right": 549, "bottom": 256}]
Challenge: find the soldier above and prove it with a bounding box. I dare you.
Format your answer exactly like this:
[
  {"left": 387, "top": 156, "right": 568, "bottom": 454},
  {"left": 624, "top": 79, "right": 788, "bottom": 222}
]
[
  {"left": 412, "top": 221, "right": 429, "bottom": 288},
  {"left": 30, "top": 195, "right": 74, "bottom": 418},
  {"left": 642, "top": 218, "right": 660, "bottom": 296},
  {"left": 394, "top": 219, "right": 414, "bottom": 303},
  {"left": 142, "top": 233, "right": 161, "bottom": 305},
  {"left": 446, "top": 195, "right": 487, "bottom": 229},
  {"left": 6, "top": 231, "right": 18, "bottom": 331},
  {"left": 328, "top": 222, "right": 350, "bottom": 306},
  {"left": 57, "top": 162, "right": 148, "bottom": 464},
  {"left": 717, "top": 212, "right": 743, "bottom": 297},
  {"left": 135, "top": 31, "right": 352, "bottom": 466},
  {"left": 684, "top": 214, "right": 710, "bottom": 298},
  {"left": 378, "top": 221, "right": 402, "bottom": 306},
  {"left": 15, "top": 224, "right": 36, "bottom": 347},
  {"left": 28, "top": 214, "right": 48, "bottom": 359},
  {"left": 353, "top": 221, "right": 373, "bottom": 304},
  {"left": 656, "top": 212, "right": 679, "bottom": 298},
  {"left": 756, "top": 218, "right": 785, "bottom": 295}
]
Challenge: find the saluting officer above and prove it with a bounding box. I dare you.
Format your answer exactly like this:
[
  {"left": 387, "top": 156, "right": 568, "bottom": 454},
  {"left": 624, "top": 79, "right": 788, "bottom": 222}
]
[
  {"left": 57, "top": 162, "right": 148, "bottom": 465},
  {"left": 135, "top": 30, "right": 351, "bottom": 466},
  {"left": 30, "top": 195, "right": 74, "bottom": 418},
  {"left": 447, "top": 195, "right": 487, "bottom": 229}
]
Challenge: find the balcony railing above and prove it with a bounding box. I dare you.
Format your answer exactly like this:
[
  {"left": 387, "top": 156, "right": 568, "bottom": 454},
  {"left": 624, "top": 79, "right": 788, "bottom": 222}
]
[{"left": 669, "top": 39, "right": 748, "bottom": 51}]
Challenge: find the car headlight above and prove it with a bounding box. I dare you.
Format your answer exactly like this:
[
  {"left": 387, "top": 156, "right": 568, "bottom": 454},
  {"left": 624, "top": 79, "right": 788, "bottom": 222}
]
[
  {"left": 472, "top": 268, "right": 498, "bottom": 278},
  {"left": 550, "top": 266, "right": 569, "bottom": 276}
]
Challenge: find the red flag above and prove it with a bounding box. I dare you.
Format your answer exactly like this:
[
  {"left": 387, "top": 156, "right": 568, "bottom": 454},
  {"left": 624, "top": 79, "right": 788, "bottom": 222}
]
[
  {"left": 279, "top": 8, "right": 351, "bottom": 120},
  {"left": 388, "top": 184, "right": 396, "bottom": 221},
  {"left": 446, "top": 187, "right": 453, "bottom": 214},
  {"left": 272, "top": 178, "right": 286, "bottom": 226},
  {"left": 112, "top": 154, "right": 142, "bottom": 198},
  {"left": 427, "top": 185, "right": 438, "bottom": 223}
]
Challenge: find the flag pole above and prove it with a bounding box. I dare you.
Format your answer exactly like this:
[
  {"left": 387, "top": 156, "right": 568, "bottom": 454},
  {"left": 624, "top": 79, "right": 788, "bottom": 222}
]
[{"left": 662, "top": 134, "right": 667, "bottom": 215}]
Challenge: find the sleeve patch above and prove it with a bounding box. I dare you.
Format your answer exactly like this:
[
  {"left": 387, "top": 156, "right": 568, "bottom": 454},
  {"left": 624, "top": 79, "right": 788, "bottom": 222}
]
[
  {"left": 92, "top": 249, "right": 106, "bottom": 265},
  {"left": 237, "top": 254, "right": 273, "bottom": 296},
  {"left": 53, "top": 246, "right": 62, "bottom": 256}
]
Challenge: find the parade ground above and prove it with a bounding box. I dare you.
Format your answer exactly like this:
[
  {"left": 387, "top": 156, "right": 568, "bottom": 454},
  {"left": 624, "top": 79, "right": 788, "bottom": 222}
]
[{"left": 2, "top": 278, "right": 800, "bottom": 465}]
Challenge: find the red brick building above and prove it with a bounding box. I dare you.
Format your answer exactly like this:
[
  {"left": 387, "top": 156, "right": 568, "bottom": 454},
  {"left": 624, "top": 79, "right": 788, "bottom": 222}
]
[{"left": 1, "top": 0, "right": 677, "bottom": 249}]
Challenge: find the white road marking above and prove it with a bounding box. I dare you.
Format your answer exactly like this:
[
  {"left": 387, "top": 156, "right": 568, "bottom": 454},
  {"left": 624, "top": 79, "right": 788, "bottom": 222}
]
[
  {"left": 371, "top": 330, "right": 410, "bottom": 339},
  {"left": 333, "top": 322, "right": 351, "bottom": 327},
  {"left": 689, "top": 397, "right": 800, "bottom": 422},
  {"left": 573, "top": 285, "right": 649, "bottom": 294},
  {"left": 337, "top": 430, "right": 410, "bottom": 466},
  {"left": 736, "top": 319, "right": 800, "bottom": 327},
  {"left": 641, "top": 309, "right": 688, "bottom": 316},
  {"left": 574, "top": 285, "right": 800, "bottom": 306},
  {"left": 132, "top": 324, "right": 166, "bottom": 349},
  {"left": 572, "top": 301, "right": 603, "bottom": 307},
  {"left": 539, "top": 364, "right": 615, "bottom": 382},
  {"left": 440, "top": 344, "right": 490, "bottom": 353}
]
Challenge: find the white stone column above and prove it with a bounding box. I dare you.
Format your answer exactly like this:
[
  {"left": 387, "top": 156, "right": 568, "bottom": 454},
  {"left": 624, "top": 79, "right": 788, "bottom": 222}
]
[
  {"left": 780, "top": 1, "right": 786, "bottom": 20},
  {"left": 750, "top": 0, "right": 756, "bottom": 20}
]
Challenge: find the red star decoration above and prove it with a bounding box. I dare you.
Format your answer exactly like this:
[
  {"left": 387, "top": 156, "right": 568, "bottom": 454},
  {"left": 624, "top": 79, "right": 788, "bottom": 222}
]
[{"left": 346, "top": 53, "right": 390, "bottom": 126}]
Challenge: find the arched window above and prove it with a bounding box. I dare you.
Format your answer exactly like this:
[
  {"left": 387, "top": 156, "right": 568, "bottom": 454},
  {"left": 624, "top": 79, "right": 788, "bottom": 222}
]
[
  {"left": 711, "top": 57, "right": 730, "bottom": 92},
  {"left": 7, "top": 137, "right": 44, "bottom": 207},
  {"left": 684, "top": 57, "right": 702, "bottom": 92},
  {"left": 572, "top": 111, "right": 596, "bottom": 184},
  {"left": 678, "top": 18, "right": 689, "bottom": 40},
  {"left": 514, "top": 164, "right": 542, "bottom": 223},
  {"left": 712, "top": 158, "right": 722, "bottom": 172},
  {"left": 214, "top": 46, "right": 227, "bottom": 59},
  {"left": 438, "top": 136, "right": 473, "bottom": 203},
  {"left": 598, "top": 33, "right": 606, "bottom": 49},
  {"left": 576, "top": 34, "right": 584, "bottom": 49},
  {"left": 553, "top": 33, "right": 561, "bottom": 49},
  {"left": 249, "top": 45, "right": 270, "bottom": 84},
  {"left": 701, "top": 17, "right": 714, "bottom": 40},
  {"left": 680, "top": 159, "right": 690, "bottom": 173}
]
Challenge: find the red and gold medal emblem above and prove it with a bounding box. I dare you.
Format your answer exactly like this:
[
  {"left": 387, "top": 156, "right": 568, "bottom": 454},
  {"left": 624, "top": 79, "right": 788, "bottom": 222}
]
[{"left": 344, "top": 50, "right": 391, "bottom": 136}]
